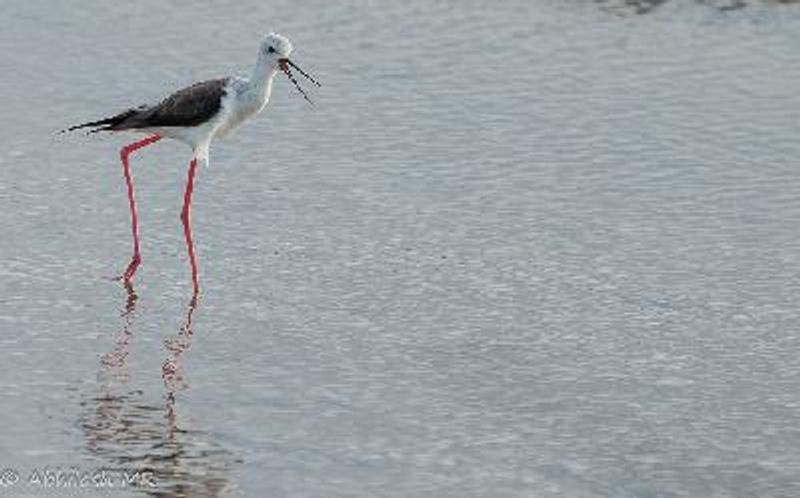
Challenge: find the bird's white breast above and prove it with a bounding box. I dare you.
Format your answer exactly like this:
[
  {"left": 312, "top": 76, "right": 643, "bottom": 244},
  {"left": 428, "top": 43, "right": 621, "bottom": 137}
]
[{"left": 215, "top": 77, "right": 270, "bottom": 138}]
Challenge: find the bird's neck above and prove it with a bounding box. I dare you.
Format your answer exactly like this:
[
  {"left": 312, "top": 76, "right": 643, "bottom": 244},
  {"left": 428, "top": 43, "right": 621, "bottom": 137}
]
[{"left": 251, "top": 57, "right": 278, "bottom": 104}]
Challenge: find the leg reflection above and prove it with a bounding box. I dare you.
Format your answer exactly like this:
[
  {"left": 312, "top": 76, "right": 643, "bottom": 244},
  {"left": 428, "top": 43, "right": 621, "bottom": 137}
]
[
  {"left": 100, "top": 281, "right": 138, "bottom": 376},
  {"left": 162, "top": 294, "right": 199, "bottom": 434}
]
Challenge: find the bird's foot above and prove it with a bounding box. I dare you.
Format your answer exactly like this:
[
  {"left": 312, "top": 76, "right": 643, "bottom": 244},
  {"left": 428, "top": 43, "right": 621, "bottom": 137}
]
[{"left": 115, "top": 254, "right": 141, "bottom": 283}]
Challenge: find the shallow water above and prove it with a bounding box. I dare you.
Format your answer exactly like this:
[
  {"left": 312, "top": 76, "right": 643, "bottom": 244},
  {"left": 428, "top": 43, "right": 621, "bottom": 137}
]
[{"left": 1, "top": 1, "right": 800, "bottom": 496}]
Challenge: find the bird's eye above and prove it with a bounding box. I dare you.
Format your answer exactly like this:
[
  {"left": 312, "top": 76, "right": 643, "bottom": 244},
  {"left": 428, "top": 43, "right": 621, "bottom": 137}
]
[{"left": 267, "top": 46, "right": 276, "bottom": 54}]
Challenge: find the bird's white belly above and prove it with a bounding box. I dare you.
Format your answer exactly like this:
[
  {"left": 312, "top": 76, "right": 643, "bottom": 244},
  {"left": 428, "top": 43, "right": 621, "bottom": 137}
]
[{"left": 156, "top": 119, "right": 219, "bottom": 145}]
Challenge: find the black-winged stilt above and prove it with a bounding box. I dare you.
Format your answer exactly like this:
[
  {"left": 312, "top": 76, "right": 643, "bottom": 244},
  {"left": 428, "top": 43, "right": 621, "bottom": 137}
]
[{"left": 65, "top": 33, "right": 320, "bottom": 296}]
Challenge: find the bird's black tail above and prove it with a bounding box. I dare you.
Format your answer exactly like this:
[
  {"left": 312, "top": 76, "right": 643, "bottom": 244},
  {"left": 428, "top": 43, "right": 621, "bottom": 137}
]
[{"left": 60, "top": 108, "right": 141, "bottom": 134}]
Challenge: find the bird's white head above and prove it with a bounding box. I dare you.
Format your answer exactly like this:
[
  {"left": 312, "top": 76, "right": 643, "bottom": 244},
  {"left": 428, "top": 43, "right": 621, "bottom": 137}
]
[
  {"left": 260, "top": 32, "right": 293, "bottom": 62},
  {"left": 257, "top": 32, "right": 322, "bottom": 105}
]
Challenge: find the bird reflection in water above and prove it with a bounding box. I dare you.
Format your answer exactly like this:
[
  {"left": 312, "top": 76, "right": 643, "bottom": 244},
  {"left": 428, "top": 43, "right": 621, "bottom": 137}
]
[{"left": 81, "top": 284, "right": 234, "bottom": 497}]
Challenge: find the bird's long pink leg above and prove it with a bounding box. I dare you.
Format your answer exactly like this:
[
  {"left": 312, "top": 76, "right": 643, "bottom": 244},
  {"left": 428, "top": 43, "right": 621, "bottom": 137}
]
[
  {"left": 180, "top": 158, "right": 200, "bottom": 296},
  {"left": 118, "top": 134, "right": 162, "bottom": 282}
]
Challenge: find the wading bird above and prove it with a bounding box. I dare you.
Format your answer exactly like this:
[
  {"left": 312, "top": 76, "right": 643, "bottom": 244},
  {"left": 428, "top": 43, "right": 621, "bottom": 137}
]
[{"left": 65, "top": 33, "right": 320, "bottom": 295}]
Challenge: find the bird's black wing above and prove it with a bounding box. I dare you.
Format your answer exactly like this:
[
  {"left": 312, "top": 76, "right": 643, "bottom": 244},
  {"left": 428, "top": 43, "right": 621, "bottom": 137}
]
[{"left": 64, "top": 78, "right": 229, "bottom": 133}]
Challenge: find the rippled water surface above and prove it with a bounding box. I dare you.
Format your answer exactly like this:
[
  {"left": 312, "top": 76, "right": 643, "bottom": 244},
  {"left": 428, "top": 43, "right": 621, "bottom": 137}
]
[{"left": 2, "top": 1, "right": 800, "bottom": 496}]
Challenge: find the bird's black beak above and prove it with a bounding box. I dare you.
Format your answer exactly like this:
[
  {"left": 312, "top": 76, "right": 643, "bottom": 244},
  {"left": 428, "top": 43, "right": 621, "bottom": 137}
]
[{"left": 279, "top": 58, "right": 321, "bottom": 106}]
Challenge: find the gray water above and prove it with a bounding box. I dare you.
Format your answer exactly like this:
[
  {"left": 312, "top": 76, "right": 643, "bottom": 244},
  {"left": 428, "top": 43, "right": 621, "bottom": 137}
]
[{"left": 1, "top": 1, "right": 800, "bottom": 496}]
